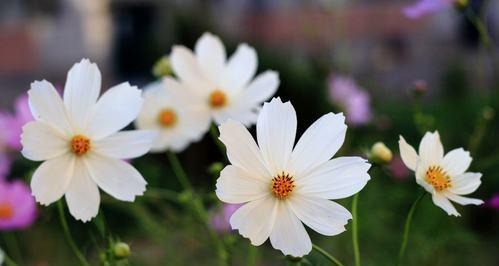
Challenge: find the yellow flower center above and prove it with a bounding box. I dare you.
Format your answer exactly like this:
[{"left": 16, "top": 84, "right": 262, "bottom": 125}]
[
  {"left": 0, "top": 203, "right": 13, "bottom": 219},
  {"left": 271, "top": 173, "right": 295, "bottom": 200},
  {"left": 209, "top": 90, "right": 227, "bottom": 108},
  {"left": 158, "top": 109, "right": 177, "bottom": 128},
  {"left": 425, "top": 165, "right": 452, "bottom": 192},
  {"left": 71, "top": 135, "right": 91, "bottom": 156}
]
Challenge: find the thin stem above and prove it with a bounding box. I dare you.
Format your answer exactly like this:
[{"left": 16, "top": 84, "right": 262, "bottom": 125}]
[
  {"left": 145, "top": 187, "right": 181, "bottom": 202},
  {"left": 57, "top": 201, "right": 90, "bottom": 266},
  {"left": 312, "top": 244, "right": 345, "bottom": 266},
  {"left": 166, "top": 152, "right": 228, "bottom": 265},
  {"left": 167, "top": 152, "right": 192, "bottom": 190},
  {"left": 1, "top": 232, "right": 22, "bottom": 265},
  {"left": 397, "top": 192, "right": 426, "bottom": 265},
  {"left": 209, "top": 123, "right": 227, "bottom": 160},
  {"left": 3, "top": 253, "right": 19, "bottom": 266},
  {"left": 352, "top": 193, "right": 361, "bottom": 266}
]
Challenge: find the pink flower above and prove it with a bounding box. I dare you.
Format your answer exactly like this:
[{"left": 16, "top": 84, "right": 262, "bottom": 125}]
[
  {"left": 486, "top": 194, "right": 499, "bottom": 210},
  {"left": 210, "top": 204, "right": 242, "bottom": 233},
  {"left": 0, "top": 180, "right": 37, "bottom": 230},
  {"left": 328, "top": 75, "right": 372, "bottom": 127},
  {"left": 403, "top": 0, "right": 455, "bottom": 19},
  {"left": 0, "top": 95, "right": 33, "bottom": 152}
]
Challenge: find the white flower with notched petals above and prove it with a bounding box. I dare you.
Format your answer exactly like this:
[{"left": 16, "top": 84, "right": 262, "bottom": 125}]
[
  {"left": 215, "top": 98, "right": 371, "bottom": 257},
  {"left": 21, "top": 59, "right": 156, "bottom": 222},
  {"left": 170, "top": 32, "right": 279, "bottom": 126},
  {"left": 399, "top": 131, "right": 483, "bottom": 216},
  {"left": 135, "top": 77, "right": 210, "bottom": 152}
]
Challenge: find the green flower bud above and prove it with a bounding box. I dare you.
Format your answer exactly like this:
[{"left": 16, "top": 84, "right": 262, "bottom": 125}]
[
  {"left": 152, "top": 56, "right": 173, "bottom": 78},
  {"left": 113, "top": 242, "right": 131, "bottom": 259},
  {"left": 209, "top": 162, "right": 225, "bottom": 176}
]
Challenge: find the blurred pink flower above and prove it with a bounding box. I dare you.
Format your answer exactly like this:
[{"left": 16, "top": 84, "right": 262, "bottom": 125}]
[
  {"left": 8, "top": 95, "right": 33, "bottom": 150},
  {"left": 486, "top": 194, "right": 499, "bottom": 210},
  {"left": 328, "top": 75, "right": 372, "bottom": 127},
  {"left": 210, "top": 203, "right": 242, "bottom": 233},
  {"left": 389, "top": 155, "right": 410, "bottom": 180},
  {"left": 0, "top": 180, "right": 37, "bottom": 230},
  {"left": 403, "top": 0, "right": 455, "bottom": 19}
]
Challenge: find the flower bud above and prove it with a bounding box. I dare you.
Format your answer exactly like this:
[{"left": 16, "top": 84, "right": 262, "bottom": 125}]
[
  {"left": 412, "top": 79, "right": 427, "bottom": 96},
  {"left": 370, "top": 142, "right": 393, "bottom": 164},
  {"left": 482, "top": 106, "right": 495, "bottom": 121},
  {"left": 455, "top": 0, "right": 468, "bottom": 9},
  {"left": 113, "top": 242, "right": 131, "bottom": 259},
  {"left": 209, "top": 162, "right": 225, "bottom": 176},
  {"left": 152, "top": 56, "right": 173, "bottom": 78}
]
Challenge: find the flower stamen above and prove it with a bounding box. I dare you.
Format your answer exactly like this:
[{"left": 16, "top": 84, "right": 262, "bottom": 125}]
[
  {"left": 271, "top": 172, "right": 295, "bottom": 200},
  {"left": 0, "top": 203, "right": 13, "bottom": 219},
  {"left": 158, "top": 109, "right": 177, "bottom": 128},
  {"left": 71, "top": 135, "right": 91, "bottom": 156},
  {"left": 425, "top": 165, "right": 451, "bottom": 192},
  {"left": 209, "top": 90, "right": 227, "bottom": 108}
]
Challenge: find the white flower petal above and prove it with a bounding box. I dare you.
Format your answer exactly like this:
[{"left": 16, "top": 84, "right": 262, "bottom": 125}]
[
  {"left": 87, "top": 82, "right": 143, "bottom": 139},
  {"left": 295, "top": 157, "right": 370, "bottom": 199},
  {"left": 195, "top": 33, "right": 226, "bottom": 84},
  {"left": 21, "top": 121, "right": 69, "bottom": 161},
  {"left": 415, "top": 159, "right": 436, "bottom": 193},
  {"left": 63, "top": 59, "right": 101, "bottom": 126},
  {"left": 219, "top": 120, "right": 270, "bottom": 179},
  {"left": 441, "top": 148, "right": 472, "bottom": 177},
  {"left": 216, "top": 165, "right": 269, "bottom": 204},
  {"left": 28, "top": 80, "right": 73, "bottom": 135},
  {"left": 85, "top": 154, "right": 146, "bottom": 202},
  {"left": 431, "top": 193, "right": 460, "bottom": 216},
  {"left": 239, "top": 71, "right": 279, "bottom": 107},
  {"left": 31, "top": 153, "right": 76, "bottom": 205},
  {"left": 289, "top": 112, "right": 347, "bottom": 176},
  {"left": 93, "top": 130, "right": 156, "bottom": 159},
  {"left": 269, "top": 202, "right": 312, "bottom": 257},
  {"left": 450, "top": 172, "right": 482, "bottom": 195},
  {"left": 65, "top": 160, "right": 100, "bottom": 222},
  {"left": 398, "top": 136, "right": 418, "bottom": 171},
  {"left": 289, "top": 195, "right": 351, "bottom": 236},
  {"left": 230, "top": 196, "right": 278, "bottom": 246},
  {"left": 257, "top": 98, "right": 296, "bottom": 174},
  {"left": 170, "top": 46, "right": 207, "bottom": 91},
  {"left": 444, "top": 192, "right": 483, "bottom": 206},
  {"left": 225, "top": 44, "right": 257, "bottom": 90},
  {"left": 419, "top": 131, "right": 443, "bottom": 164}
]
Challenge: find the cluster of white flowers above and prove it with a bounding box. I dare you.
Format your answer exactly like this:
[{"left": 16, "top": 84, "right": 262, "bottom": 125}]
[{"left": 20, "top": 32, "right": 483, "bottom": 258}]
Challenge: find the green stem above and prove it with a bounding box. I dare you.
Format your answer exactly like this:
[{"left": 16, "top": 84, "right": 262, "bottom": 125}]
[
  {"left": 167, "top": 152, "right": 192, "bottom": 190},
  {"left": 397, "top": 192, "right": 426, "bottom": 265},
  {"left": 3, "top": 253, "right": 19, "bottom": 266},
  {"left": 312, "top": 244, "right": 345, "bottom": 266},
  {"left": 57, "top": 201, "right": 90, "bottom": 266},
  {"left": 166, "top": 152, "right": 228, "bottom": 265},
  {"left": 352, "top": 193, "right": 361, "bottom": 266},
  {"left": 209, "top": 124, "right": 227, "bottom": 160},
  {"left": 1, "top": 232, "right": 22, "bottom": 265},
  {"left": 145, "top": 187, "right": 181, "bottom": 202}
]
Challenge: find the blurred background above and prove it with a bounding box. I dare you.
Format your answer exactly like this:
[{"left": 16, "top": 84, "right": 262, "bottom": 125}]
[{"left": 1, "top": 0, "right": 499, "bottom": 265}]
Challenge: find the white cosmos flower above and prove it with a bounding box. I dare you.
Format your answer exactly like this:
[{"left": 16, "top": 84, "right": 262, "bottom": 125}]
[
  {"left": 399, "top": 131, "right": 483, "bottom": 216},
  {"left": 170, "top": 32, "right": 279, "bottom": 126},
  {"left": 215, "top": 98, "right": 371, "bottom": 257},
  {"left": 21, "top": 59, "right": 156, "bottom": 222},
  {"left": 135, "top": 77, "right": 210, "bottom": 152}
]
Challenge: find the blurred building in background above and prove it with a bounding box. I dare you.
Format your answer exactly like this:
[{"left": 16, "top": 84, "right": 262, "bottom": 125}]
[{"left": 0, "top": 0, "right": 498, "bottom": 106}]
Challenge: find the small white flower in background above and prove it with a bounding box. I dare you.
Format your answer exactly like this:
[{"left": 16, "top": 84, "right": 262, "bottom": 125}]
[
  {"left": 135, "top": 77, "right": 210, "bottom": 152},
  {"left": 216, "top": 98, "right": 371, "bottom": 257},
  {"left": 399, "top": 131, "right": 483, "bottom": 216},
  {"left": 21, "top": 59, "right": 156, "bottom": 222},
  {"left": 170, "top": 32, "right": 279, "bottom": 126}
]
